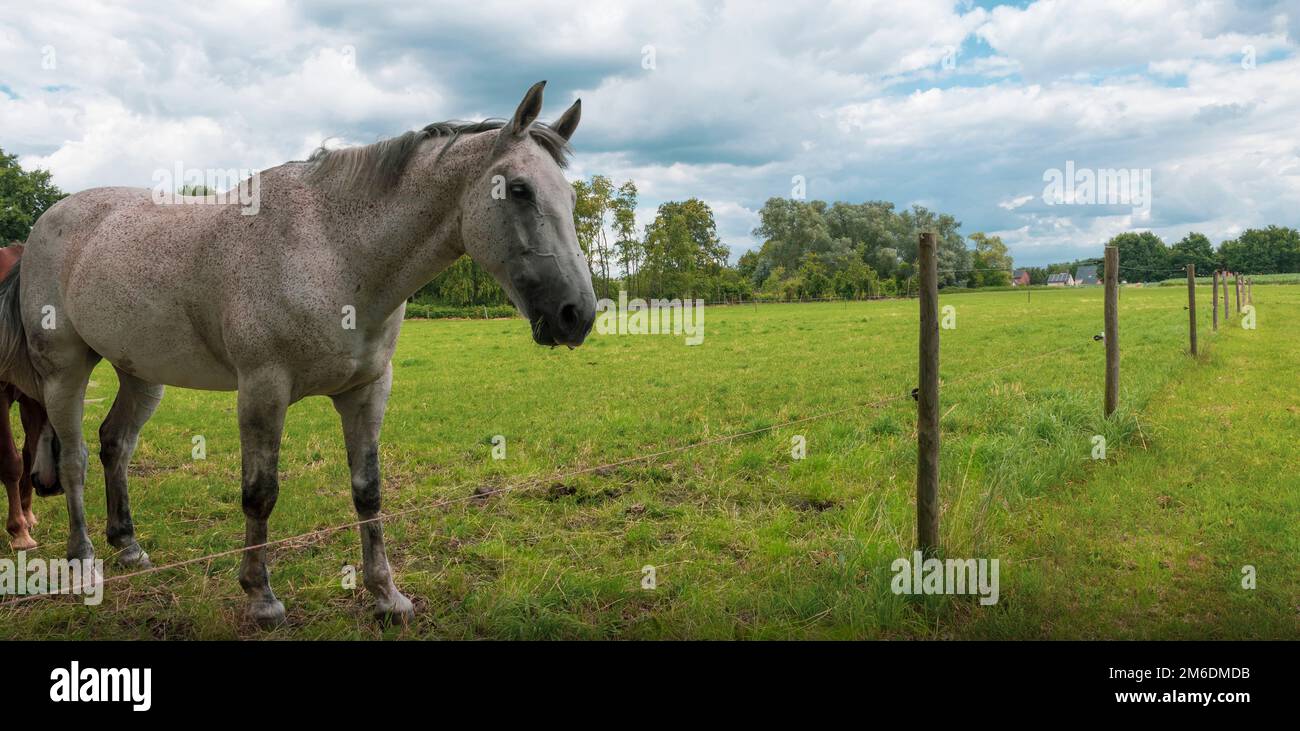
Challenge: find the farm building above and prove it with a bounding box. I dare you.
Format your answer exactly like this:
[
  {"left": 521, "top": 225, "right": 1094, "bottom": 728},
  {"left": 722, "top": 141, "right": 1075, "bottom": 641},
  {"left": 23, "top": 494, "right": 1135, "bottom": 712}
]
[
  {"left": 1047, "top": 272, "right": 1075, "bottom": 286},
  {"left": 1075, "top": 265, "right": 1099, "bottom": 285},
  {"left": 1012, "top": 269, "right": 1031, "bottom": 286}
]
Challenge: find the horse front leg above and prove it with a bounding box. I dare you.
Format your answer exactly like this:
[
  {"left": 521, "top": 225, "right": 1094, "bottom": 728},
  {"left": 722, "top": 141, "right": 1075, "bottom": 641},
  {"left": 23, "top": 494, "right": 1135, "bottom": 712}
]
[
  {"left": 236, "top": 373, "right": 290, "bottom": 629},
  {"left": 331, "top": 363, "right": 412, "bottom": 624}
]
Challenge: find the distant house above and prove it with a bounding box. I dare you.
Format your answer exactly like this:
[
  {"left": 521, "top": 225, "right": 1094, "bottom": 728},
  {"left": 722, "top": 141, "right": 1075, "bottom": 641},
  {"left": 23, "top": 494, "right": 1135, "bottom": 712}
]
[
  {"left": 1011, "top": 269, "right": 1031, "bottom": 287},
  {"left": 1047, "top": 272, "right": 1075, "bottom": 287},
  {"left": 1074, "top": 265, "right": 1099, "bottom": 286}
]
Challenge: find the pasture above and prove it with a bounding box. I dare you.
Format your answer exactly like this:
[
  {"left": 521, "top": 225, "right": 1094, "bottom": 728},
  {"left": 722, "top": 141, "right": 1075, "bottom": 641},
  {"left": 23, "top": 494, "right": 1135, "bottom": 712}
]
[{"left": 1, "top": 285, "right": 1295, "bottom": 639}]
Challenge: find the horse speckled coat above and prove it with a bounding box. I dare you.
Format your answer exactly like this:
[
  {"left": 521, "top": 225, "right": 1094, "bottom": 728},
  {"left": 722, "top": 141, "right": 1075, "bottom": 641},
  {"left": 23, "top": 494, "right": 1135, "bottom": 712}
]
[{"left": 0, "top": 81, "right": 595, "bottom": 627}]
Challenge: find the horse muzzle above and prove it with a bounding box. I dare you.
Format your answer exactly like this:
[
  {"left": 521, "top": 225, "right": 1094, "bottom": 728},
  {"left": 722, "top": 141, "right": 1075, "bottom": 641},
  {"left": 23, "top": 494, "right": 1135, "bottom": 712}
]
[{"left": 530, "top": 299, "right": 594, "bottom": 348}]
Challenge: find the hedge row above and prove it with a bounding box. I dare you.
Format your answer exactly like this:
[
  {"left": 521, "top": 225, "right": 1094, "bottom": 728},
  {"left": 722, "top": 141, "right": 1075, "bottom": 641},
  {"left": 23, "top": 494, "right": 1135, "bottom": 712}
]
[{"left": 404, "top": 303, "right": 519, "bottom": 319}]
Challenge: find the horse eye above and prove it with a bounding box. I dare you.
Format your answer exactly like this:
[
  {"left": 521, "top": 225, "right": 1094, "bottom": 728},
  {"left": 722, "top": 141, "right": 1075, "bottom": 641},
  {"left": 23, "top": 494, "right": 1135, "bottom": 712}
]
[{"left": 509, "top": 182, "right": 534, "bottom": 201}]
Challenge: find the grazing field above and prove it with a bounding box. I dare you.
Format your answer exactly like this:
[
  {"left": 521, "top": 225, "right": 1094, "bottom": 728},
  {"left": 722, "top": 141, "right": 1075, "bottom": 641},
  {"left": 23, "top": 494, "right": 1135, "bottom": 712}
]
[{"left": 1, "top": 285, "right": 1295, "bottom": 639}]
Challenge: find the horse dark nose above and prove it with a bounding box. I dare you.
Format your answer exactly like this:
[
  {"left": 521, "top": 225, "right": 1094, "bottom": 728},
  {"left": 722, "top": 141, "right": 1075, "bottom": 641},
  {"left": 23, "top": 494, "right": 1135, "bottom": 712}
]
[
  {"left": 555, "top": 300, "right": 594, "bottom": 346},
  {"left": 559, "top": 302, "right": 580, "bottom": 331}
]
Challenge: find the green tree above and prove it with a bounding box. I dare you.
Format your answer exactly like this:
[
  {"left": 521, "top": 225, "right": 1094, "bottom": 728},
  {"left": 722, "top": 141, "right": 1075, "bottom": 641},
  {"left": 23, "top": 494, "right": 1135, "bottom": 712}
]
[
  {"left": 572, "top": 176, "right": 616, "bottom": 298},
  {"left": 1169, "top": 232, "right": 1216, "bottom": 275},
  {"left": 1219, "top": 226, "right": 1300, "bottom": 274},
  {"left": 737, "top": 249, "right": 761, "bottom": 284},
  {"left": 751, "top": 197, "right": 833, "bottom": 272},
  {"left": 0, "top": 147, "right": 66, "bottom": 242},
  {"left": 415, "top": 254, "right": 508, "bottom": 307},
  {"left": 611, "top": 181, "right": 640, "bottom": 294},
  {"left": 1104, "top": 231, "right": 1169, "bottom": 283},
  {"left": 796, "top": 252, "right": 831, "bottom": 298},
  {"left": 967, "top": 232, "right": 1014, "bottom": 287},
  {"left": 898, "top": 205, "right": 972, "bottom": 287},
  {"left": 642, "top": 198, "right": 726, "bottom": 298},
  {"left": 179, "top": 183, "right": 215, "bottom": 196},
  {"left": 831, "top": 255, "right": 879, "bottom": 299}
]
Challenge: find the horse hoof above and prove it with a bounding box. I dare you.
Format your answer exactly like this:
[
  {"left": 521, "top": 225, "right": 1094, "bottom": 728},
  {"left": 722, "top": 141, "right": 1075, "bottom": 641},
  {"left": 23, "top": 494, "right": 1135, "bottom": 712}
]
[
  {"left": 9, "top": 532, "right": 37, "bottom": 551},
  {"left": 115, "top": 545, "right": 152, "bottom": 570},
  {"left": 248, "top": 599, "right": 287, "bottom": 629},
  {"left": 373, "top": 592, "right": 414, "bottom": 626}
]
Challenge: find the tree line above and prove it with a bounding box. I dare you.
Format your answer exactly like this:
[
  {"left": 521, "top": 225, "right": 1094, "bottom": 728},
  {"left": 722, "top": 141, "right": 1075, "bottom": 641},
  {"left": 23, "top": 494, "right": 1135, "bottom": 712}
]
[
  {"left": 420, "top": 179, "right": 1018, "bottom": 305},
  {"left": 1036, "top": 228, "right": 1300, "bottom": 286},
  {"left": 2, "top": 149, "right": 1296, "bottom": 304}
]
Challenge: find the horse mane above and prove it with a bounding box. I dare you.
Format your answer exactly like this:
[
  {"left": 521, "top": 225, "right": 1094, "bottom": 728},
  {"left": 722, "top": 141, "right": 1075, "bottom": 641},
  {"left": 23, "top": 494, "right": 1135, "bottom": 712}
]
[{"left": 304, "top": 119, "right": 571, "bottom": 194}]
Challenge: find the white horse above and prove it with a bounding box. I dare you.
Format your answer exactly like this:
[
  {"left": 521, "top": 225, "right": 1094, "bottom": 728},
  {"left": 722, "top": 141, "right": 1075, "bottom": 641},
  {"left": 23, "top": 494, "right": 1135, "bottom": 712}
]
[{"left": 0, "top": 81, "right": 595, "bottom": 626}]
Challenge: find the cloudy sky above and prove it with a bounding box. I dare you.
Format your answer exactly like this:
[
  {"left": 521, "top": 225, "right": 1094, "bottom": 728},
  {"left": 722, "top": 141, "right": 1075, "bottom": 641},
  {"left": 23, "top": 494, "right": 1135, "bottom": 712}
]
[{"left": 2, "top": 0, "right": 1297, "bottom": 266}]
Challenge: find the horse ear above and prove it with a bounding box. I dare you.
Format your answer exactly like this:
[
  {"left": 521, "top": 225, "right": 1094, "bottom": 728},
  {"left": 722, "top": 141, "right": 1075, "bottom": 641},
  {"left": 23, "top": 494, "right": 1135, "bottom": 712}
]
[
  {"left": 509, "top": 80, "right": 547, "bottom": 136},
  {"left": 552, "top": 99, "right": 581, "bottom": 141}
]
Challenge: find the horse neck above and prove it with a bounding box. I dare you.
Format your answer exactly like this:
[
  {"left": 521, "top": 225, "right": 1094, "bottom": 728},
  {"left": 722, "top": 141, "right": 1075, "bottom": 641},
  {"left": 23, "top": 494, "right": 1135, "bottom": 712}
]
[{"left": 319, "top": 133, "right": 493, "bottom": 319}]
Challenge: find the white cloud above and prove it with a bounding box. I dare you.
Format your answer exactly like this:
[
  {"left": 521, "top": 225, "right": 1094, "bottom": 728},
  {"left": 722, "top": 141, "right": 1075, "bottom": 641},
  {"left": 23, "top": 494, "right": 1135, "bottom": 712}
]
[
  {"left": 1, "top": 0, "right": 1297, "bottom": 265},
  {"left": 1000, "top": 195, "right": 1034, "bottom": 211}
]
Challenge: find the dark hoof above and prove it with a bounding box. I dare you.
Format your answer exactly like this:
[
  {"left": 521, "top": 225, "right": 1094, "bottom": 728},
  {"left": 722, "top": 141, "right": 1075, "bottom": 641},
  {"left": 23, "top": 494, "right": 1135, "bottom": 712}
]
[
  {"left": 248, "top": 599, "right": 287, "bottom": 629},
  {"left": 114, "top": 544, "right": 152, "bottom": 569},
  {"left": 373, "top": 592, "right": 414, "bottom": 626}
]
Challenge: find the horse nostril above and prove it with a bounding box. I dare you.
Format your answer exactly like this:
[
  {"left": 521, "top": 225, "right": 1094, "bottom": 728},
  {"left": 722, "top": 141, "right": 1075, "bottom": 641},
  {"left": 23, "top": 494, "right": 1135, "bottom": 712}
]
[{"left": 559, "top": 303, "right": 580, "bottom": 332}]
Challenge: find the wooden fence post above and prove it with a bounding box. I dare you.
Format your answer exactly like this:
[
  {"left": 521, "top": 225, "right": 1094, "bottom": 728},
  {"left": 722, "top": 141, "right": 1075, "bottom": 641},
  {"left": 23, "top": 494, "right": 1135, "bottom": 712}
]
[
  {"left": 917, "top": 232, "right": 940, "bottom": 555},
  {"left": 1104, "top": 246, "right": 1120, "bottom": 418},
  {"left": 1234, "top": 272, "right": 1241, "bottom": 314},
  {"left": 1186, "top": 264, "right": 1197, "bottom": 356},
  {"left": 1212, "top": 270, "right": 1219, "bottom": 332},
  {"left": 1222, "top": 270, "right": 1230, "bottom": 321}
]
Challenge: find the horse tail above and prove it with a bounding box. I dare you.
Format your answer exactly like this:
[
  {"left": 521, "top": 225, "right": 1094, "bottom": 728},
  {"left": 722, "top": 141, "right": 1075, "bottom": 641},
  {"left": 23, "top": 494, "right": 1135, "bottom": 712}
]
[{"left": 0, "top": 260, "right": 30, "bottom": 389}]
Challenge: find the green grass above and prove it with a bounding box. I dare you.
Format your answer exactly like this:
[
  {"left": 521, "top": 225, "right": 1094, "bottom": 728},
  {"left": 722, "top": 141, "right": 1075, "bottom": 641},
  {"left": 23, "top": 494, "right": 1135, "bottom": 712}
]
[{"left": 0, "top": 285, "right": 1294, "bottom": 639}]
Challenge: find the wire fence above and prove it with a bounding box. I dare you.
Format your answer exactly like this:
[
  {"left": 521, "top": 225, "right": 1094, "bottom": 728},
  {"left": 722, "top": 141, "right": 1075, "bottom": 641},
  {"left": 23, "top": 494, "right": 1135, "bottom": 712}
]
[
  {"left": 448, "top": 265, "right": 1259, "bottom": 315},
  {"left": 1, "top": 331, "right": 1108, "bottom": 609},
  {"left": 2, "top": 257, "right": 1243, "bottom": 611}
]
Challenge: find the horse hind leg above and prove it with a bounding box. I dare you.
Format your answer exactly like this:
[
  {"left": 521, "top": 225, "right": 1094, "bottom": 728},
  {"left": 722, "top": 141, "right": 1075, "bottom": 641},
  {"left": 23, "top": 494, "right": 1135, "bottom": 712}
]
[
  {"left": 16, "top": 394, "right": 43, "bottom": 529},
  {"left": 40, "top": 357, "right": 99, "bottom": 562},
  {"left": 1, "top": 389, "right": 35, "bottom": 550},
  {"left": 3, "top": 475, "right": 34, "bottom": 550},
  {"left": 98, "top": 368, "right": 164, "bottom": 568}
]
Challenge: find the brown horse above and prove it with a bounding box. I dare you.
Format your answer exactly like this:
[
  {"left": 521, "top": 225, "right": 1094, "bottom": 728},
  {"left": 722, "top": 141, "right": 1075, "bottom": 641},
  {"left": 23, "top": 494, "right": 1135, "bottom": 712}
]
[{"left": 0, "top": 244, "right": 50, "bottom": 550}]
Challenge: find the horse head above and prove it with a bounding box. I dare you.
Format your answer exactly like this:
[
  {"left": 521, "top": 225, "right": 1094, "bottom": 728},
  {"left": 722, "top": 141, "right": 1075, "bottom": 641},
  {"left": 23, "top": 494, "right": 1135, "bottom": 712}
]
[{"left": 458, "top": 81, "right": 596, "bottom": 348}]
